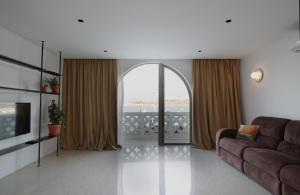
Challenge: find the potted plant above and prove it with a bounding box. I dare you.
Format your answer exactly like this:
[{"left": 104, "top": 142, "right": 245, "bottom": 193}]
[
  {"left": 41, "top": 83, "right": 49, "bottom": 92},
  {"left": 48, "top": 100, "right": 63, "bottom": 136},
  {"left": 47, "top": 76, "right": 60, "bottom": 94}
]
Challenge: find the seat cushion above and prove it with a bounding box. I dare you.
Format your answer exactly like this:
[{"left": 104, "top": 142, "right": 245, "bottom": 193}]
[
  {"left": 221, "top": 148, "right": 243, "bottom": 171},
  {"left": 243, "top": 148, "right": 300, "bottom": 178},
  {"left": 219, "top": 137, "right": 258, "bottom": 158},
  {"left": 280, "top": 165, "right": 300, "bottom": 192},
  {"left": 282, "top": 184, "right": 300, "bottom": 195},
  {"left": 243, "top": 161, "right": 281, "bottom": 195}
]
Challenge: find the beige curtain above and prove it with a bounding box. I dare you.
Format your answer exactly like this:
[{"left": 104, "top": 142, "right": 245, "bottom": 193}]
[
  {"left": 192, "top": 59, "right": 241, "bottom": 149},
  {"left": 61, "top": 59, "right": 119, "bottom": 150}
]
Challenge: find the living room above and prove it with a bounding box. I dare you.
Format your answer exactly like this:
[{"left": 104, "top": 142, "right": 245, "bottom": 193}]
[{"left": 0, "top": 0, "right": 299, "bottom": 195}]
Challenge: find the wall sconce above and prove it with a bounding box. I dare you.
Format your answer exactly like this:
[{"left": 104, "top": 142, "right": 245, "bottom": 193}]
[{"left": 250, "top": 68, "right": 263, "bottom": 82}]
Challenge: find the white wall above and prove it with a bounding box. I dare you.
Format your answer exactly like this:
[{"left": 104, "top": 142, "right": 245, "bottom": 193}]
[
  {"left": 241, "top": 32, "right": 300, "bottom": 124},
  {"left": 0, "top": 26, "right": 60, "bottom": 179}
]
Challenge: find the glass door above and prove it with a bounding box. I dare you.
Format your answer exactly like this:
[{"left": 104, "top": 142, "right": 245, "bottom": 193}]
[
  {"left": 121, "top": 63, "right": 190, "bottom": 146},
  {"left": 163, "top": 67, "right": 190, "bottom": 144},
  {"left": 122, "top": 64, "right": 159, "bottom": 145}
]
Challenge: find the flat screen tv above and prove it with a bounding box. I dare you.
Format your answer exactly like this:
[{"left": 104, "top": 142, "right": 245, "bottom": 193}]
[{"left": 0, "top": 103, "right": 31, "bottom": 140}]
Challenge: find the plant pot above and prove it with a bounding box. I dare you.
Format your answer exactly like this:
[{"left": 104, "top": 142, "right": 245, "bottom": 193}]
[
  {"left": 51, "top": 85, "right": 60, "bottom": 94},
  {"left": 41, "top": 85, "right": 48, "bottom": 92},
  {"left": 48, "top": 124, "right": 61, "bottom": 136}
]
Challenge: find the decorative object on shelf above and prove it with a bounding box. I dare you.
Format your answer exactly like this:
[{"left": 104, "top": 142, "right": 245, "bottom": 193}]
[
  {"left": 250, "top": 68, "right": 263, "bottom": 82},
  {"left": 48, "top": 100, "right": 63, "bottom": 136},
  {"left": 41, "top": 83, "right": 49, "bottom": 92},
  {"left": 47, "top": 76, "right": 60, "bottom": 93}
]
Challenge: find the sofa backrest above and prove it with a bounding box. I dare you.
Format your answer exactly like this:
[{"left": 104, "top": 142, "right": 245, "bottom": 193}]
[
  {"left": 277, "top": 121, "right": 300, "bottom": 159},
  {"left": 251, "top": 116, "right": 290, "bottom": 149}
]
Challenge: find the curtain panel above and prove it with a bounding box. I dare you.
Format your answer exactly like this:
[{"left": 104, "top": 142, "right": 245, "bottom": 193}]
[
  {"left": 192, "top": 59, "right": 242, "bottom": 149},
  {"left": 61, "top": 59, "right": 119, "bottom": 150}
]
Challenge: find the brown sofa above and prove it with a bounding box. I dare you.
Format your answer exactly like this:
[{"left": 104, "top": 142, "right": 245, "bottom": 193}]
[{"left": 216, "top": 116, "right": 300, "bottom": 195}]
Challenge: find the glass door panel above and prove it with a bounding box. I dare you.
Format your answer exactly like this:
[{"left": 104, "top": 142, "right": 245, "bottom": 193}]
[
  {"left": 122, "top": 64, "right": 159, "bottom": 145},
  {"left": 163, "top": 68, "right": 190, "bottom": 144}
]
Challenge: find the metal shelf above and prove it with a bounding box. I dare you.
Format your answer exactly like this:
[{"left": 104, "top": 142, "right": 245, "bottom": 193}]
[
  {"left": 0, "top": 54, "right": 40, "bottom": 71},
  {"left": 42, "top": 91, "right": 60, "bottom": 95},
  {"left": 0, "top": 43, "right": 62, "bottom": 166},
  {"left": 0, "top": 135, "right": 58, "bottom": 156},
  {"left": 42, "top": 69, "right": 61, "bottom": 76},
  {"left": 0, "top": 86, "right": 41, "bottom": 93},
  {"left": 0, "top": 86, "right": 60, "bottom": 95},
  {"left": 0, "top": 54, "right": 61, "bottom": 76}
]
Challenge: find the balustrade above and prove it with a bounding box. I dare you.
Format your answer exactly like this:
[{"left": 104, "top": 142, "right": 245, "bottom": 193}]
[{"left": 122, "top": 112, "right": 190, "bottom": 141}]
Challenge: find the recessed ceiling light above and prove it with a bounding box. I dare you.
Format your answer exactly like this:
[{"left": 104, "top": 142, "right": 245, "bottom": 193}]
[
  {"left": 225, "top": 19, "right": 232, "bottom": 23},
  {"left": 77, "top": 19, "right": 84, "bottom": 23},
  {"left": 198, "top": 50, "right": 202, "bottom": 53},
  {"left": 104, "top": 50, "right": 108, "bottom": 53}
]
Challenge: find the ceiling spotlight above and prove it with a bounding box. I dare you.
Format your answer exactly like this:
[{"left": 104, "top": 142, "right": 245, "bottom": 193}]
[
  {"left": 77, "top": 19, "right": 84, "bottom": 23},
  {"left": 225, "top": 19, "right": 232, "bottom": 23},
  {"left": 104, "top": 50, "right": 108, "bottom": 53}
]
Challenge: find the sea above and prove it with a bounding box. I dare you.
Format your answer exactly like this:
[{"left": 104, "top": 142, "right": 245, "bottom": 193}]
[{"left": 123, "top": 106, "right": 189, "bottom": 112}]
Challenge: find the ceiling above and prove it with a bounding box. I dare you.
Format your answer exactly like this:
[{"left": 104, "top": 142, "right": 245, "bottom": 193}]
[{"left": 0, "top": 0, "right": 298, "bottom": 59}]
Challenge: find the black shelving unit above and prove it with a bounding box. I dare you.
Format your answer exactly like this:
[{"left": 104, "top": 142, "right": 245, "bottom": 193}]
[
  {"left": 0, "top": 86, "right": 60, "bottom": 95},
  {"left": 0, "top": 41, "right": 62, "bottom": 166},
  {"left": 0, "top": 54, "right": 61, "bottom": 76}
]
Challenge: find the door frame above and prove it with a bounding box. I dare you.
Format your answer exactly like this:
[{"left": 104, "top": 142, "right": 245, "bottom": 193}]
[{"left": 119, "top": 62, "right": 192, "bottom": 146}]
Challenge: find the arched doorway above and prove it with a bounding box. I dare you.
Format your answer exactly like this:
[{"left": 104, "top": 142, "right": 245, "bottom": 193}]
[{"left": 119, "top": 63, "right": 191, "bottom": 146}]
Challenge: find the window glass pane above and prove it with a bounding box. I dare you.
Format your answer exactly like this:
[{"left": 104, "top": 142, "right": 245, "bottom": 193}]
[{"left": 164, "top": 68, "right": 190, "bottom": 144}]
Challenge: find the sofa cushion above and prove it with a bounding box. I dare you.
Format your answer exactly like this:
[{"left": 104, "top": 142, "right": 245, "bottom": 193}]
[
  {"left": 221, "top": 148, "right": 243, "bottom": 171},
  {"left": 277, "top": 141, "right": 300, "bottom": 159},
  {"left": 284, "top": 121, "right": 300, "bottom": 145},
  {"left": 280, "top": 165, "right": 300, "bottom": 192},
  {"left": 237, "top": 125, "right": 260, "bottom": 141},
  {"left": 216, "top": 128, "right": 238, "bottom": 156},
  {"left": 219, "top": 137, "right": 258, "bottom": 158},
  {"left": 277, "top": 121, "right": 300, "bottom": 159},
  {"left": 252, "top": 116, "right": 290, "bottom": 148},
  {"left": 243, "top": 161, "right": 281, "bottom": 195},
  {"left": 243, "top": 148, "right": 300, "bottom": 178},
  {"left": 282, "top": 184, "right": 300, "bottom": 195},
  {"left": 255, "top": 135, "right": 279, "bottom": 149}
]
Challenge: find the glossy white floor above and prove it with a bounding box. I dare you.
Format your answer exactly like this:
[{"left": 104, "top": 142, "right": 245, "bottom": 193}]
[{"left": 0, "top": 144, "right": 271, "bottom": 195}]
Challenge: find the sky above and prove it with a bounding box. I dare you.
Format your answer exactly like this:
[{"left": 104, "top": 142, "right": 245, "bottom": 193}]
[{"left": 123, "top": 64, "right": 189, "bottom": 104}]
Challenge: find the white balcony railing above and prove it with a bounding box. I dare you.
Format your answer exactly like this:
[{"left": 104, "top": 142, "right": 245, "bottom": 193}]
[
  {"left": 122, "top": 112, "right": 190, "bottom": 141},
  {"left": 0, "top": 114, "right": 16, "bottom": 139}
]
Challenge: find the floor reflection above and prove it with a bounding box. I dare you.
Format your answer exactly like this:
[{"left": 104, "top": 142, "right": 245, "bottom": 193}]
[
  {"left": 120, "top": 145, "right": 191, "bottom": 195},
  {"left": 0, "top": 144, "right": 272, "bottom": 195},
  {"left": 122, "top": 145, "right": 190, "bottom": 161}
]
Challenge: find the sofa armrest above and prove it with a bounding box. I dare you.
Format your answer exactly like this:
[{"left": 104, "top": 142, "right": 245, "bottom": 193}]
[{"left": 216, "top": 128, "right": 238, "bottom": 156}]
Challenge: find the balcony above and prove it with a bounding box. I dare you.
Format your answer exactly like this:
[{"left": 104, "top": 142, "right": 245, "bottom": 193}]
[{"left": 122, "top": 112, "right": 190, "bottom": 144}]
